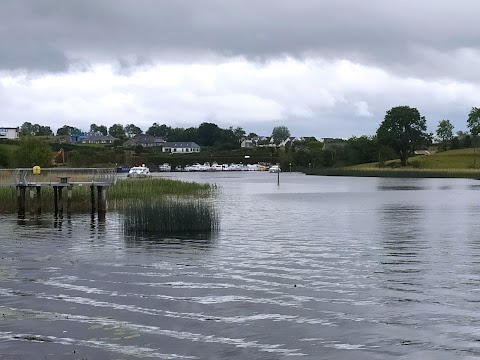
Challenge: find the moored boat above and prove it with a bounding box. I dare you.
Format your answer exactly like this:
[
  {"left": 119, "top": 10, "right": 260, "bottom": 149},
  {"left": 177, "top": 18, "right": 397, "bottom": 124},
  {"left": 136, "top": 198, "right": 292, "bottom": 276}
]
[
  {"left": 268, "top": 164, "right": 281, "bottom": 173},
  {"left": 127, "top": 165, "right": 151, "bottom": 178},
  {"left": 159, "top": 163, "right": 171, "bottom": 172}
]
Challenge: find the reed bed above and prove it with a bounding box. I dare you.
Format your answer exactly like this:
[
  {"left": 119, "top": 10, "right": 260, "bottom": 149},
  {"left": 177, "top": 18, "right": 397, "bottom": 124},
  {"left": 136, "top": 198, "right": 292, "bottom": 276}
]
[
  {"left": 304, "top": 167, "right": 480, "bottom": 179},
  {"left": 108, "top": 178, "right": 214, "bottom": 201},
  {"left": 0, "top": 177, "right": 216, "bottom": 213},
  {"left": 123, "top": 200, "right": 218, "bottom": 236}
]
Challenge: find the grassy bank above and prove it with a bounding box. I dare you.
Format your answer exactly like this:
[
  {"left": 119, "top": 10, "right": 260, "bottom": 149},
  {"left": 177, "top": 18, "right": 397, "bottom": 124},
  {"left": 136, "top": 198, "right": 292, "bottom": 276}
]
[
  {"left": 305, "top": 148, "right": 480, "bottom": 179},
  {"left": 305, "top": 167, "right": 480, "bottom": 179}
]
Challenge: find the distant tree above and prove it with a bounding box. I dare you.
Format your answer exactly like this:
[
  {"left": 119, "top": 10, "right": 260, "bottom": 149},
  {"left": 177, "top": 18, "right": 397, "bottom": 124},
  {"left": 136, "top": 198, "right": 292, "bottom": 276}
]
[
  {"left": 19, "top": 122, "right": 53, "bottom": 136},
  {"left": 108, "top": 124, "right": 126, "bottom": 140},
  {"left": 233, "top": 126, "right": 246, "bottom": 142},
  {"left": 436, "top": 119, "right": 454, "bottom": 151},
  {"left": 36, "top": 125, "right": 53, "bottom": 136},
  {"left": 56, "top": 125, "right": 80, "bottom": 136},
  {"left": 247, "top": 132, "right": 258, "bottom": 139},
  {"left": 271, "top": 126, "right": 290, "bottom": 143},
  {"left": 376, "top": 106, "right": 430, "bottom": 166},
  {"left": 90, "top": 123, "right": 108, "bottom": 135},
  {"left": 147, "top": 123, "right": 170, "bottom": 138},
  {"left": 467, "top": 107, "right": 480, "bottom": 166},
  {"left": 181, "top": 127, "right": 198, "bottom": 142},
  {"left": 125, "top": 124, "right": 142, "bottom": 138},
  {"left": 197, "top": 122, "right": 220, "bottom": 147},
  {"left": 19, "top": 122, "right": 36, "bottom": 136},
  {"left": 13, "top": 137, "right": 52, "bottom": 167},
  {"left": 345, "top": 136, "right": 379, "bottom": 165},
  {"left": 0, "top": 146, "right": 10, "bottom": 167}
]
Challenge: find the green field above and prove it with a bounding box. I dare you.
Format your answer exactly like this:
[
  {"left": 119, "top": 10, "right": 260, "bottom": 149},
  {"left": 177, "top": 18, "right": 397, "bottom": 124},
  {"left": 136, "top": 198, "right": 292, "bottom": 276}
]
[
  {"left": 351, "top": 148, "right": 480, "bottom": 170},
  {"left": 305, "top": 148, "right": 480, "bottom": 179}
]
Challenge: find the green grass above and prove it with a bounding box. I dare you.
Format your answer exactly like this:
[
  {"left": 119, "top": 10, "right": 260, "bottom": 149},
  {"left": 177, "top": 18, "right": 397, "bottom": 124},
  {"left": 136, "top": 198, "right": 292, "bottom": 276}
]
[
  {"left": 305, "top": 167, "right": 480, "bottom": 179},
  {"left": 108, "top": 178, "right": 214, "bottom": 200},
  {"left": 123, "top": 200, "right": 218, "bottom": 236},
  {"left": 306, "top": 148, "right": 480, "bottom": 179},
  {"left": 0, "top": 177, "right": 216, "bottom": 213}
]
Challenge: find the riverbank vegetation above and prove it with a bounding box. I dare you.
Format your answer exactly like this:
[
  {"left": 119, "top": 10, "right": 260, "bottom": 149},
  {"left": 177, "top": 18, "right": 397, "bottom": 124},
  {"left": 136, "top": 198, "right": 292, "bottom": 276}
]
[
  {"left": 0, "top": 178, "right": 219, "bottom": 235},
  {"left": 4, "top": 105, "right": 480, "bottom": 176}
]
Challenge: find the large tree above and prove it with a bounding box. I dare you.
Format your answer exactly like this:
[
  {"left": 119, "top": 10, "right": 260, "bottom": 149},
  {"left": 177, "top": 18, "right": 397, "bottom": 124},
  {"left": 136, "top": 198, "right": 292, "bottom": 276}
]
[
  {"left": 90, "top": 123, "right": 108, "bottom": 135},
  {"left": 436, "top": 119, "right": 454, "bottom": 151},
  {"left": 376, "top": 106, "right": 430, "bottom": 166},
  {"left": 13, "top": 137, "right": 52, "bottom": 167},
  {"left": 125, "top": 124, "right": 142, "bottom": 138},
  {"left": 197, "top": 122, "right": 220, "bottom": 147},
  {"left": 108, "top": 124, "right": 126, "bottom": 140},
  {"left": 19, "top": 122, "right": 53, "bottom": 136},
  {"left": 146, "top": 123, "right": 171, "bottom": 138},
  {"left": 271, "top": 126, "right": 291, "bottom": 143},
  {"left": 467, "top": 107, "right": 480, "bottom": 166},
  {"left": 56, "top": 125, "right": 80, "bottom": 136}
]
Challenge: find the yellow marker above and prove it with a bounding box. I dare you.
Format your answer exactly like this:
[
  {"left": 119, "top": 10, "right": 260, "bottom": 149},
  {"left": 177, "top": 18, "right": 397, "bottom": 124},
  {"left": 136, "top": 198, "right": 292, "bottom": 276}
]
[{"left": 32, "top": 166, "right": 41, "bottom": 175}]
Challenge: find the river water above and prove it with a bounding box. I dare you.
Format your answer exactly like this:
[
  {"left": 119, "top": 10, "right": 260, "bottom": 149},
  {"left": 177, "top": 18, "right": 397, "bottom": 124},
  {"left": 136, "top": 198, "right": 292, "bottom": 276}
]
[{"left": 1, "top": 172, "right": 480, "bottom": 359}]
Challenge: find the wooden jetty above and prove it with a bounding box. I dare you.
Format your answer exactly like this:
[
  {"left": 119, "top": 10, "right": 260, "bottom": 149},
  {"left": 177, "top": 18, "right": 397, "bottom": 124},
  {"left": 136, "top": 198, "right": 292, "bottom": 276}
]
[{"left": 11, "top": 168, "right": 117, "bottom": 217}]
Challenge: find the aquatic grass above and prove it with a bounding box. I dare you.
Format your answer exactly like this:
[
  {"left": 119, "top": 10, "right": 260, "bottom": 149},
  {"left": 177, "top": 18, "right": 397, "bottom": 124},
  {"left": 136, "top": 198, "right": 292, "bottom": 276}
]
[
  {"left": 123, "top": 199, "right": 219, "bottom": 236},
  {"left": 0, "top": 177, "right": 216, "bottom": 213},
  {"left": 108, "top": 178, "right": 214, "bottom": 201}
]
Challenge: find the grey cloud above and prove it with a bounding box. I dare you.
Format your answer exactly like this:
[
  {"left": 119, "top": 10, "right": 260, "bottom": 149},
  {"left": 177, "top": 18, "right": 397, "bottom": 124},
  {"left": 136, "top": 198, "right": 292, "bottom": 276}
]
[{"left": 1, "top": 0, "right": 480, "bottom": 75}]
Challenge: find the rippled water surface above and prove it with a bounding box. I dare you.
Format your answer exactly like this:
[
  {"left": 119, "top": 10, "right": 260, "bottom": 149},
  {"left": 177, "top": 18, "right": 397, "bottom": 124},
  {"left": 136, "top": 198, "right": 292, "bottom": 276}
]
[{"left": 2, "top": 172, "right": 480, "bottom": 359}]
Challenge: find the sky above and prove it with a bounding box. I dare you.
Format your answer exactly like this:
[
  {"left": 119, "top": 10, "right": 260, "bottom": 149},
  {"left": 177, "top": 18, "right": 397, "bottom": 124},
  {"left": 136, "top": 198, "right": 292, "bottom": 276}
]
[{"left": 1, "top": 0, "right": 480, "bottom": 139}]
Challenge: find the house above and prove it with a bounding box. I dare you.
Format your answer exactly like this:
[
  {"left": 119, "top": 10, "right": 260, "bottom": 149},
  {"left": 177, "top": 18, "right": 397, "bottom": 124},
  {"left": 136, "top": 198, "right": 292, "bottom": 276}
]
[
  {"left": 162, "top": 142, "right": 201, "bottom": 153},
  {"left": 0, "top": 127, "right": 19, "bottom": 139},
  {"left": 241, "top": 139, "right": 256, "bottom": 148},
  {"left": 71, "top": 132, "right": 116, "bottom": 144},
  {"left": 81, "top": 133, "right": 116, "bottom": 144},
  {"left": 124, "top": 134, "right": 166, "bottom": 148}
]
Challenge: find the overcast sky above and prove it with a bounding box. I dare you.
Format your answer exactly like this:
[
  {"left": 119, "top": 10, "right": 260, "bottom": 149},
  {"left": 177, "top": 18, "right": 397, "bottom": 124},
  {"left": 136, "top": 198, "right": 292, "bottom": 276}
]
[{"left": 1, "top": 0, "right": 480, "bottom": 138}]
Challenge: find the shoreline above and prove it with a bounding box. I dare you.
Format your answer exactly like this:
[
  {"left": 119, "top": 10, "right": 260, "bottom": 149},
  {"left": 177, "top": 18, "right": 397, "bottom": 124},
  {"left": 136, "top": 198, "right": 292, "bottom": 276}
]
[{"left": 303, "top": 167, "right": 480, "bottom": 179}]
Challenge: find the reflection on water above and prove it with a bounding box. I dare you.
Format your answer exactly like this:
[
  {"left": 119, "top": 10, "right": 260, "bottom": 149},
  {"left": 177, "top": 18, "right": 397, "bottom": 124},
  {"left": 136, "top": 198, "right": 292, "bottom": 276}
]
[{"left": 2, "top": 173, "right": 480, "bottom": 359}]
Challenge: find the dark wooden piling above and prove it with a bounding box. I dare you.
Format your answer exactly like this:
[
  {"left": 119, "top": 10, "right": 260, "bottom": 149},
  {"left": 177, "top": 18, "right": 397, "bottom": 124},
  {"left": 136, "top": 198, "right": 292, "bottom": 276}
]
[
  {"left": 66, "top": 186, "right": 73, "bottom": 215},
  {"left": 53, "top": 186, "right": 58, "bottom": 215},
  {"left": 17, "top": 186, "right": 26, "bottom": 216},
  {"left": 58, "top": 187, "right": 64, "bottom": 216},
  {"left": 97, "top": 186, "right": 107, "bottom": 217},
  {"left": 90, "top": 185, "right": 96, "bottom": 214},
  {"left": 36, "top": 186, "right": 42, "bottom": 215},
  {"left": 29, "top": 187, "right": 35, "bottom": 215}
]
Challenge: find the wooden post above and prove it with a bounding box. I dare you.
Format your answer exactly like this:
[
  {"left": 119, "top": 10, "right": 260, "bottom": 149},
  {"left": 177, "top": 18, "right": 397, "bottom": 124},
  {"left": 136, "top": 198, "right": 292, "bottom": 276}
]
[
  {"left": 66, "top": 185, "right": 73, "bottom": 215},
  {"left": 36, "top": 186, "right": 42, "bottom": 215},
  {"left": 90, "top": 185, "right": 96, "bottom": 214},
  {"left": 277, "top": 171, "right": 280, "bottom": 186},
  {"left": 29, "top": 187, "right": 35, "bottom": 215},
  {"left": 97, "top": 186, "right": 107, "bottom": 218},
  {"left": 58, "top": 186, "right": 64, "bottom": 216},
  {"left": 53, "top": 186, "right": 58, "bottom": 216},
  {"left": 17, "top": 186, "right": 26, "bottom": 216}
]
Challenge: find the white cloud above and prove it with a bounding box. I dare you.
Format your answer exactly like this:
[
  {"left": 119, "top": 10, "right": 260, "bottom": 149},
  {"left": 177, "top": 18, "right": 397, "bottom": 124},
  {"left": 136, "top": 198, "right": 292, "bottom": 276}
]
[{"left": 1, "top": 56, "right": 479, "bottom": 138}]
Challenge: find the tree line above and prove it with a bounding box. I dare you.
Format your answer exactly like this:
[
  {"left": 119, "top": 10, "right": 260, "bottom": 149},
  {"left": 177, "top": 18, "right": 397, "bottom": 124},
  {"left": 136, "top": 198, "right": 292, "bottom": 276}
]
[{"left": 9, "top": 106, "right": 480, "bottom": 169}]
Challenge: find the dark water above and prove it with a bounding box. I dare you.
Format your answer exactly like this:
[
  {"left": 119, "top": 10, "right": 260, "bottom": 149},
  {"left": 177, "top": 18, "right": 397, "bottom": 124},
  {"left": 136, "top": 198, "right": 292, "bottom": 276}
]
[{"left": 1, "top": 172, "right": 480, "bottom": 359}]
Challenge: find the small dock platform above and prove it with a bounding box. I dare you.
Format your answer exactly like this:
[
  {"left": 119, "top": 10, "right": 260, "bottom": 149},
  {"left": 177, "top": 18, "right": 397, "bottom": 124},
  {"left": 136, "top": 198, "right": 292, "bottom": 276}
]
[{"left": 6, "top": 168, "right": 117, "bottom": 217}]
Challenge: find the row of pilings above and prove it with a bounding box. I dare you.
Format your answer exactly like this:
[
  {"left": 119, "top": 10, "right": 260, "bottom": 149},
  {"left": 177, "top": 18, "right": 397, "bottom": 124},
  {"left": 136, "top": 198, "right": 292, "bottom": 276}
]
[{"left": 16, "top": 184, "right": 108, "bottom": 217}]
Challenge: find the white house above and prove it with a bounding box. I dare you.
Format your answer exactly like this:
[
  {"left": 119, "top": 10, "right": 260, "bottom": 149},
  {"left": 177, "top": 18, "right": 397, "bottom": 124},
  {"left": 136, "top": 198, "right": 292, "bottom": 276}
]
[
  {"left": 0, "top": 127, "right": 19, "bottom": 139},
  {"left": 162, "top": 142, "right": 201, "bottom": 153}
]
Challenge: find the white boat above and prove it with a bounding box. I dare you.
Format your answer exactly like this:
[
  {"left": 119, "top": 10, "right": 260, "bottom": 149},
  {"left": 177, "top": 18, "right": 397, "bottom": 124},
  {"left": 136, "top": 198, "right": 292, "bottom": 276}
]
[
  {"left": 185, "top": 163, "right": 212, "bottom": 172},
  {"left": 268, "top": 164, "right": 281, "bottom": 173},
  {"left": 127, "top": 165, "right": 151, "bottom": 177},
  {"left": 159, "top": 163, "right": 171, "bottom": 172}
]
